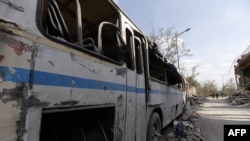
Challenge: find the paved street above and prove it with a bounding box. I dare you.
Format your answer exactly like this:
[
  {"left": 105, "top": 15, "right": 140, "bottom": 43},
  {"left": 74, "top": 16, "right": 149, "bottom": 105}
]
[{"left": 196, "top": 97, "right": 250, "bottom": 141}]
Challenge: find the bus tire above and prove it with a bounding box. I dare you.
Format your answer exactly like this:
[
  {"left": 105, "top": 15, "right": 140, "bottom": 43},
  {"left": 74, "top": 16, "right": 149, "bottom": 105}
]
[{"left": 146, "top": 112, "right": 162, "bottom": 141}]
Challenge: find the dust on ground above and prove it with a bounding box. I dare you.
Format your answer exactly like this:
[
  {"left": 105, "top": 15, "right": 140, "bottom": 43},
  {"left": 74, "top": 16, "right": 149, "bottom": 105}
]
[
  {"left": 160, "top": 96, "right": 250, "bottom": 141},
  {"left": 196, "top": 97, "right": 250, "bottom": 141}
]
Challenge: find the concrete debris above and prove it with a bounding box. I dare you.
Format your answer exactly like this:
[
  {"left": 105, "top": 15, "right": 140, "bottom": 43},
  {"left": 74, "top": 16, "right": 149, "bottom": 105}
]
[
  {"left": 160, "top": 96, "right": 206, "bottom": 141},
  {"left": 227, "top": 92, "right": 250, "bottom": 106},
  {"left": 189, "top": 96, "right": 207, "bottom": 106},
  {"left": 175, "top": 120, "right": 187, "bottom": 138}
]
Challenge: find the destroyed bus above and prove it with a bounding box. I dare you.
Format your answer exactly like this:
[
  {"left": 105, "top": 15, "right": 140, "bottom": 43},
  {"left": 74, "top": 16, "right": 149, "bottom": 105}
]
[{"left": 0, "top": 0, "right": 186, "bottom": 141}]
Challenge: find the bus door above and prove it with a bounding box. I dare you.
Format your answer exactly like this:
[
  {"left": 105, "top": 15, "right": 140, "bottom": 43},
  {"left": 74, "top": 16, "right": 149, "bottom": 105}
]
[
  {"left": 134, "top": 35, "right": 148, "bottom": 141},
  {"left": 123, "top": 24, "right": 137, "bottom": 140}
]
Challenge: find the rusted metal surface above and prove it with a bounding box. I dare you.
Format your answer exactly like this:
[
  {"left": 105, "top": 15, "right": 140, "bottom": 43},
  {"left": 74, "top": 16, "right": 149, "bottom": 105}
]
[
  {"left": 0, "top": 34, "right": 32, "bottom": 56},
  {"left": 0, "top": 83, "right": 27, "bottom": 141},
  {"left": 0, "top": 18, "right": 36, "bottom": 141}
]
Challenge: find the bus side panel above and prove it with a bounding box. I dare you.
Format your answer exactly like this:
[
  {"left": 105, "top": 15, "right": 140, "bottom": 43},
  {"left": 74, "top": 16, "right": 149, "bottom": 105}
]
[
  {"left": 30, "top": 41, "right": 128, "bottom": 140},
  {"left": 0, "top": 30, "right": 34, "bottom": 141},
  {"left": 31, "top": 42, "right": 127, "bottom": 105},
  {"left": 168, "top": 87, "right": 184, "bottom": 121},
  {"left": 148, "top": 80, "right": 184, "bottom": 128},
  {"left": 0, "top": 21, "right": 128, "bottom": 141}
]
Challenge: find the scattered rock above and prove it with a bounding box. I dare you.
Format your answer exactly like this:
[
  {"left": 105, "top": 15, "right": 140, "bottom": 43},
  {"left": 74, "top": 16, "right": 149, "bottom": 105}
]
[
  {"left": 161, "top": 96, "right": 207, "bottom": 141},
  {"left": 227, "top": 93, "right": 250, "bottom": 106}
]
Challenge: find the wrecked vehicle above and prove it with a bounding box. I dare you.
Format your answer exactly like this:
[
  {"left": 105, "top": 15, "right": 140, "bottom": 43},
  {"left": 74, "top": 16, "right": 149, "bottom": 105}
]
[{"left": 0, "top": 0, "right": 187, "bottom": 141}]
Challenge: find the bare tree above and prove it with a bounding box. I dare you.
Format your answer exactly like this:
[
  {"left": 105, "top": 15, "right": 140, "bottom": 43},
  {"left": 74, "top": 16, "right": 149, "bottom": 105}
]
[
  {"left": 222, "top": 78, "right": 237, "bottom": 95},
  {"left": 201, "top": 80, "right": 218, "bottom": 97},
  {"left": 185, "top": 65, "right": 200, "bottom": 85},
  {"left": 148, "top": 26, "right": 192, "bottom": 65}
]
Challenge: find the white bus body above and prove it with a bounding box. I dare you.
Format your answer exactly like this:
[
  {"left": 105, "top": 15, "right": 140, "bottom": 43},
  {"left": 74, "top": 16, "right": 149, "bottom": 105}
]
[{"left": 0, "top": 0, "right": 185, "bottom": 141}]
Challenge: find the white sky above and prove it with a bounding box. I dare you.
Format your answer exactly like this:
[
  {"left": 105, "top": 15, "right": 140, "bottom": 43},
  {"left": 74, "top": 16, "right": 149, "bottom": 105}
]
[{"left": 115, "top": 0, "right": 250, "bottom": 89}]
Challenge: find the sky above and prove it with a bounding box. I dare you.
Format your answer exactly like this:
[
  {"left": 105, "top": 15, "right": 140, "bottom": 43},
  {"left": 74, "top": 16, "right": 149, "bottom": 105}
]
[{"left": 114, "top": 0, "right": 250, "bottom": 89}]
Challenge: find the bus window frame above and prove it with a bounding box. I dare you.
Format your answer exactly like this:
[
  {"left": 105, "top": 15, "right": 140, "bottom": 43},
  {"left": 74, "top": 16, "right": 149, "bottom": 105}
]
[
  {"left": 36, "top": 0, "right": 130, "bottom": 67},
  {"left": 134, "top": 36, "right": 144, "bottom": 74}
]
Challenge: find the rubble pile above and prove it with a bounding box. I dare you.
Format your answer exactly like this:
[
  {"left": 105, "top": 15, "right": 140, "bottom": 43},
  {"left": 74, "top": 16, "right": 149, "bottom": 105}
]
[
  {"left": 189, "top": 96, "right": 208, "bottom": 106},
  {"left": 160, "top": 96, "right": 207, "bottom": 141},
  {"left": 227, "top": 92, "right": 250, "bottom": 106}
]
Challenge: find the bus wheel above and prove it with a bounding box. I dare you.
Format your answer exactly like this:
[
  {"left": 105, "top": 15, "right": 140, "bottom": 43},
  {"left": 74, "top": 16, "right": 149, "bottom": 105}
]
[{"left": 146, "top": 112, "right": 162, "bottom": 141}]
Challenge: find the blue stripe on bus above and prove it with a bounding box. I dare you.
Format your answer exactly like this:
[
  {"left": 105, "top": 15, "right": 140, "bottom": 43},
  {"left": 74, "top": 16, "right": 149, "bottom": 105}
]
[
  {"left": 0, "top": 66, "right": 182, "bottom": 95},
  {"left": 0, "top": 66, "right": 141, "bottom": 92},
  {"left": 0, "top": 67, "right": 30, "bottom": 83},
  {"left": 33, "top": 70, "right": 127, "bottom": 91}
]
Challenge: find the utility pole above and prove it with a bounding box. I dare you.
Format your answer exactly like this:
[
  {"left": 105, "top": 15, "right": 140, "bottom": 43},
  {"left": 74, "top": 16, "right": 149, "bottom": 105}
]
[{"left": 175, "top": 28, "right": 191, "bottom": 71}]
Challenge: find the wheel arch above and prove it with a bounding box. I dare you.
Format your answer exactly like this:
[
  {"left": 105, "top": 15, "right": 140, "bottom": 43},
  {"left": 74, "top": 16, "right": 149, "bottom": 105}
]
[
  {"left": 146, "top": 108, "right": 163, "bottom": 141},
  {"left": 150, "top": 108, "right": 163, "bottom": 127}
]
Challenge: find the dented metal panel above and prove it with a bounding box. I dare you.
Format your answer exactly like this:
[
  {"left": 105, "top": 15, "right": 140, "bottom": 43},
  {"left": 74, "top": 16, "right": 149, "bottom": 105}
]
[
  {"left": 0, "top": 14, "right": 127, "bottom": 141},
  {"left": 0, "top": 20, "right": 33, "bottom": 141},
  {"left": 0, "top": 83, "right": 28, "bottom": 141}
]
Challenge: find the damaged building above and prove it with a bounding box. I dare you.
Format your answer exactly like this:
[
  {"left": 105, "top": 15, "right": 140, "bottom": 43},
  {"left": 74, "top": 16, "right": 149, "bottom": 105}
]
[{"left": 234, "top": 46, "right": 250, "bottom": 92}]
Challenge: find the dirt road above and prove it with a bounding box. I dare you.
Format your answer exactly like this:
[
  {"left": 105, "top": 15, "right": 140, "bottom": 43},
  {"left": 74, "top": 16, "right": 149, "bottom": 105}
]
[{"left": 196, "top": 97, "right": 250, "bottom": 141}]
